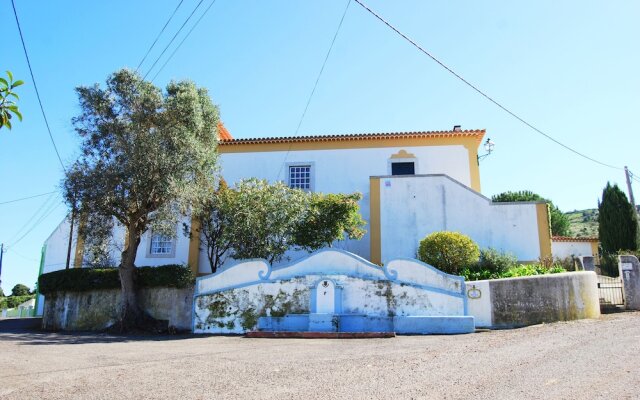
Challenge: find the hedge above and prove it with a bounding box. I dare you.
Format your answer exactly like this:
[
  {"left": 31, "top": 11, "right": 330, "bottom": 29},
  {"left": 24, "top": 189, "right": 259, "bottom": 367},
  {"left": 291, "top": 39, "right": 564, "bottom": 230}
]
[{"left": 38, "top": 265, "right": 194, "bottom": 295}]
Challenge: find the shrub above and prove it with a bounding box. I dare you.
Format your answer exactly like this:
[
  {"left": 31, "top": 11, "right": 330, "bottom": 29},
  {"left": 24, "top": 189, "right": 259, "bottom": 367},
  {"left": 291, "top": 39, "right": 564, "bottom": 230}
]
[
  {"left": 38, "top": 264, "right": 194, "bottom": 295},
  {"left": 476, "top": 248, "right": 517, "bottom": 275},
  {"left": 418, "top": 231, "right": 480, "bottom": 275},
  {"left": 0, "top": 295, "right": 35, "bottom": 309},
  {"left": 500, "top": 264, "right": 566, "bottom": 278}
]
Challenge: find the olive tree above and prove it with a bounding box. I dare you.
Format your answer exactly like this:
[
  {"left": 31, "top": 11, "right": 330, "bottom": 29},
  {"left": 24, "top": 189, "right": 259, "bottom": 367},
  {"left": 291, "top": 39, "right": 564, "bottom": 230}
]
[{"left": 63, "top": 69, "right": 219, "bottom": 329}]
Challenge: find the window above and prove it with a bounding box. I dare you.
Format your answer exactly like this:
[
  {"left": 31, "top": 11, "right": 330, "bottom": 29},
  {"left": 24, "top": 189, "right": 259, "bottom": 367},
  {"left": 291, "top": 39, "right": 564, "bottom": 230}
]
[
  {"left": 150, "top": 233, "right": 173, "bottom": 255},
  {"left": 288, "top": 165, "right": 312, "bottom": 190},
  {"left": 391, "top": 162, "right": 415, "bottom": 176}
]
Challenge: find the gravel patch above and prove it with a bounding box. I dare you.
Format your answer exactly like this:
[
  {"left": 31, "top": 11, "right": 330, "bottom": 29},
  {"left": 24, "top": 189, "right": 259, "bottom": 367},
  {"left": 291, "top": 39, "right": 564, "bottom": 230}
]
[{"left": 0, "top": 312, "right": 639, "bottom": 399}]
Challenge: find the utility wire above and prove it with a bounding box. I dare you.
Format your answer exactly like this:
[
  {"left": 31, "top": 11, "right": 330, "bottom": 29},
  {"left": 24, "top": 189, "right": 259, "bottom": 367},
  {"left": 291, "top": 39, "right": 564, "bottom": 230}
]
[
  {"left": 11, "top": 0, "right": 66, "bottom": 172},
  {"left": 7, "top": 201, "right": 61, "bottom": 249},
  {"left": 7, "top": 248, "right": 39, "bottom": 263},
  {"left": 136, "top": 0, "right": 185, "bottom": 72},
  {"left": 277, "top": 0, "right": 352, "bottom": 180},
  {"left": 0, "top": 190, "right": 57, "bottom": 206},
  {"left": 352, "top": 0, "right": 623, "bottom": 171},
  {"left": 150, "top": 0, "right": 218, "bottom": 82},
  {"left": 142, "top": 0, "right": 207, "bottom": 80},
  {"left": 6, "top": 192, "right": 58, "bottom": 244}
]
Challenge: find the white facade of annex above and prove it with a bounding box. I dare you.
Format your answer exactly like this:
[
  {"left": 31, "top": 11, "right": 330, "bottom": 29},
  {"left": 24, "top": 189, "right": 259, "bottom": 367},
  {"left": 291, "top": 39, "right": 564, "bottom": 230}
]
[{"left": 218, "top": 144, "right": 474, "bottom": 262}]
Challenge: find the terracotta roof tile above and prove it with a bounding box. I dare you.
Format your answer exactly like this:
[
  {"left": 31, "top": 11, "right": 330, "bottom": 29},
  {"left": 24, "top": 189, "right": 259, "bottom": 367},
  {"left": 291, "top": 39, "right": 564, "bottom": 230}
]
[
  {"left": 552, "top": 236, "right": 599, "bottom": 242},
  {"left": 218, "top": 129, "right": 485, "bottom": 146},
  {"left": 217, "top": 122, "right": 233, "bottom": 141}
]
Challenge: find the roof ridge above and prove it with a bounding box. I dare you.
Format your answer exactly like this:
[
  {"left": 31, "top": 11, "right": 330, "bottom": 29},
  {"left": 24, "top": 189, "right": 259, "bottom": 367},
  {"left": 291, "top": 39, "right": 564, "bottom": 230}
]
[{"left": 220, "top": 129, "right": 486, "bottom": 144}]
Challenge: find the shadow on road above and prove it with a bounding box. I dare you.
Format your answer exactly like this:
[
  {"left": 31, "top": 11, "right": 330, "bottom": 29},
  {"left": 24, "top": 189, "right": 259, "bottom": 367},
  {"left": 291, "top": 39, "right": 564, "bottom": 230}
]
[{"left": 0, "top": 330, "right": 200, "bottom": 346}]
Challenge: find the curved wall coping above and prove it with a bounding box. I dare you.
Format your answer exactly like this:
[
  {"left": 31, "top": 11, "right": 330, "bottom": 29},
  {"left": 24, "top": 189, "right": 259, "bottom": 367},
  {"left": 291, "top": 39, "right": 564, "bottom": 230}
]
[{"left": 195, "top": 248, "right": 465, "bottom": 299}]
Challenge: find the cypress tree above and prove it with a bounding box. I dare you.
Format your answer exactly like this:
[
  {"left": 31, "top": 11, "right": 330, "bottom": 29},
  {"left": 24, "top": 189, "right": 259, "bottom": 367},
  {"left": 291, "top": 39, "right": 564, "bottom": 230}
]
[{"left": 598, "top": 182, "right": 639, "bottom": 253}]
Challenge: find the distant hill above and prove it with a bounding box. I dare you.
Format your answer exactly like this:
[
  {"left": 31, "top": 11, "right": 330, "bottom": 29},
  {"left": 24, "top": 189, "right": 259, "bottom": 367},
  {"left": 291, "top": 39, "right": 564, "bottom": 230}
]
[
  {"left": 565, "top": 209, "right": 598, "bottom": 238},
  {"left": 565, "top": 205, "right": 640, "bottom": 238}
]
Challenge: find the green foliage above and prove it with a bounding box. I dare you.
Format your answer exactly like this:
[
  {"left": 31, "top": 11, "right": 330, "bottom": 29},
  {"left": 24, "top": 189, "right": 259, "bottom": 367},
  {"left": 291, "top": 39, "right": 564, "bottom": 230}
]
[
  {"left": 491, "top": 190, "right": 570, "bottom": 236},
  {"left": 191, "top": 179, "right": 367, "bottom": 271},
  {"left": 295, "top": 192, "right": 366, "bottom": 250},
  {"left": 417, "top": 231, "right": 480, "bottom": 275},
  {"left": 38, "top": 265, "right": 193, "bottom": 295},
  {"left": 461, "top": 248, "right": 517, "bottom": 280},
  {"left": 499, "top": 264, "right": 566, "bottom": 278},
  {"left": 459, "top": 248, "right": 569, "bottom": 281},
  {"left": 11, "top": 283, "right": 31, "bottom": 296},
  {"left": 461, "top": 263, "right": 566, "bottom": 281},
  {"left": 565, "top": 208, "right": 599, "bottom": 238},
  {"left": 188, "top": 179, "right": 234, "bottom": 273},
  {"left": 136, "top": 265, "right": 193, "bottom": 289},
  {"left": 0, "top": 295, "right": 35, "bottom": 309},
  {"left": 598, "top": 253, "right": 619, "bottom": 277},
  {"left": 0, "top": 70, "right": 24, "bottom": 130},
  {"left": 63, "top": 69, "right": 219, "bottom": 321},
  {"left": 0, "top": 287, "right": 4, "bottom": 297},
  {"left": 598, "top": 182, "right": 638, "bottom": 254},
  {"left": 224, "top": 179, "right": 309, "bottom": 264}
]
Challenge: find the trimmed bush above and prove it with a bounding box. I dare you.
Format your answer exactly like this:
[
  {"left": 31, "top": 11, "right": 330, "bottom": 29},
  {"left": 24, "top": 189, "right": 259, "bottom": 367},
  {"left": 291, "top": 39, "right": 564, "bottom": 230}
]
[
  {"left": 38, "top": 264, "right": 194, "bottom": 295},
  {"left": 417, "top": 231, "right": 480, "bottom": 275}
]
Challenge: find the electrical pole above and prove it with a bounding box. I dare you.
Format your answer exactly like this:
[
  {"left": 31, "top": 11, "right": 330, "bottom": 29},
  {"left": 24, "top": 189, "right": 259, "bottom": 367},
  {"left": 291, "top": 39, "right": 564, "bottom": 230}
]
[
  {"left": 65, "top": 209, "right": 75, "bottom": 269},
  {"left": 624, "top": 166, "right": 638, "bottom": 216},
  {"left": 0, "top": 243, "right": 4, "bottom": 287}
]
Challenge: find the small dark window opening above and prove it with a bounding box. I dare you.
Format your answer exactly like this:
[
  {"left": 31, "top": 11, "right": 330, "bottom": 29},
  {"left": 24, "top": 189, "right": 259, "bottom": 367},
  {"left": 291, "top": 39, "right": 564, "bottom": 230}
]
[{"left": 391, "top": 162, "right": 415, "bottom": 176}]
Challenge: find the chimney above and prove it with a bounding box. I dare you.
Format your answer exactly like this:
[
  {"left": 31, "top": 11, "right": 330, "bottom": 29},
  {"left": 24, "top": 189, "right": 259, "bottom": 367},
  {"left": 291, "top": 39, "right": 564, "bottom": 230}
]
[{"left": 453, "top": 125, "right": 462, "bottom": 132}]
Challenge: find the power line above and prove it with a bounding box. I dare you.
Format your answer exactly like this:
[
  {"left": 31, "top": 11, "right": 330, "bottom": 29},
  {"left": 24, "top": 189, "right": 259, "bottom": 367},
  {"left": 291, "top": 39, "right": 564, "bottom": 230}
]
[
  {"left": 150, "top": 0, "right": 218, "bottom": 82},
  {"left": 142, "top": 0, "right": 207, "bottom": 80},
  {"left": 11, "top": 0, "right": 66, "bottom": 172},
  {"left": 352, "top": 0, "right": 623, "bottom": 171},
  {"left": 277, "top": 0, "right": 352, "bottom": 180},
  {"left": 136, "top": 0, "right": 185, "bottom": 72},
  {"left": 6, "top": 192, "right": 58, "bottom": 244},
  {"left": 7, "top": 248, "right": 39, "bottom": 263},
  {"left": 7, "top": 201, "right": 61, "bottom": 249},
  {"left": 0, "top": 190, "right": 57, "bottom": 206}
]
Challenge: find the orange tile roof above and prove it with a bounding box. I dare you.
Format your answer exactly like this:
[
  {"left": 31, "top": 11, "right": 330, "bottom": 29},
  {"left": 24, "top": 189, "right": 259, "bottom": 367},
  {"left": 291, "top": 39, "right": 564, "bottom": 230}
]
[
  {"left": 217, "top": 122, "right": 233, "bottom": 140},
  {"left": 552, "top": 236, "right": 599, "bottom": 242},
  {"left": 218, "top": 129, "right": 485, "bottom": 146}
]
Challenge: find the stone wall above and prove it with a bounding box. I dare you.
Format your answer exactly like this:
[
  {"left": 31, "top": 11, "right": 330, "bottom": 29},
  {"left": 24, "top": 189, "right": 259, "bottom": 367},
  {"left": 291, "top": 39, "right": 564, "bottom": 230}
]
[
  {"left": 466, "top": 271, "right": 600, "bottom": 328},
  {"left": 42, "top": 287, "right": 193, "bottom": 331}
]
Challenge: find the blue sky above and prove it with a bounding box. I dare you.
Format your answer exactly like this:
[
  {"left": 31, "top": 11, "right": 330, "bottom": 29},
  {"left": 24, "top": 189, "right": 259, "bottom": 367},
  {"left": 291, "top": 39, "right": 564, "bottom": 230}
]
[{"left": 1, "top": 0, "right": 639, "bottom": 293}]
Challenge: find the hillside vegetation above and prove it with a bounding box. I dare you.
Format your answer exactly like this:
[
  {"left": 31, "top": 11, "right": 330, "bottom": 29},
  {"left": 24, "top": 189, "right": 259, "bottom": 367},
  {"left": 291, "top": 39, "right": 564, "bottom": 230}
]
[{"left": 565, "top": 209, "right": 598, "bottom": 238}]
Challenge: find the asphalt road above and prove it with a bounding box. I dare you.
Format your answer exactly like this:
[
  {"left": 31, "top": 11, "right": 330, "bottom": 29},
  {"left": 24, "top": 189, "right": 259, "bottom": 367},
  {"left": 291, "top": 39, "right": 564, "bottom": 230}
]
[{"left": 1, "top": 312, "right": 639, "bottom": 399}]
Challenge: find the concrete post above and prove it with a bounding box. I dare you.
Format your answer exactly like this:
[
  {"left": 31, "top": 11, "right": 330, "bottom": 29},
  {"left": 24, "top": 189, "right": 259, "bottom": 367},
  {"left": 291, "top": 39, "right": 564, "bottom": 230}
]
[
  {"left": 579, "top": 256, "right": 595, "bottom": 272},
  {"left": 619, "top": 255, "right": 640, "bottom": 310}
]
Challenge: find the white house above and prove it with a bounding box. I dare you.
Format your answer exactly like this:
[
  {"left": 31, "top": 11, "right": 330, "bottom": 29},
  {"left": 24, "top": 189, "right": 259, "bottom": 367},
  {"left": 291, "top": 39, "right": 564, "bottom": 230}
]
[{"left": 40, "top": 124, "right": 554, "bottom": 280}]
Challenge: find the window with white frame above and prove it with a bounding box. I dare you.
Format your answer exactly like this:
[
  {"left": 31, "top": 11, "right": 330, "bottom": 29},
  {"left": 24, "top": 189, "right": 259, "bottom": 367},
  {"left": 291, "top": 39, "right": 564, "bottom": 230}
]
[
  {"left": 288, "top": 165, "right": 312, "bottom": 190},
  {"left": 150, "top": 233, "right": 173, "bottom": 255}
]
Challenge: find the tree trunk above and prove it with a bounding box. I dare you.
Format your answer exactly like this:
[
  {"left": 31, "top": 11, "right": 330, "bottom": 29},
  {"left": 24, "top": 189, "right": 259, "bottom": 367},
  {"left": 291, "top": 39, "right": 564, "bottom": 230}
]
[{"left": 118, "top": 226, "right": 142, "bottom": 330}]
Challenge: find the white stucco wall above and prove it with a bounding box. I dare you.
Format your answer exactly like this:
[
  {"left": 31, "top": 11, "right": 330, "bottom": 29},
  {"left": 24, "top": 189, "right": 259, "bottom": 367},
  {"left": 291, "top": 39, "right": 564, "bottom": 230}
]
[
  {"left": 377, "top": 175, "right": 543, "bottom": 262},
  {"left": 552, "top": 241, "right": 595, "bottom": 259},
  {"left": 41, "top": 216, "right": 190, "bottom": 272},
  {"left": 219, "top": 145, "right": 472, "bottom": 261},
  {"left": 42, "top": 217, "right": 77, "bottom": 274}
]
